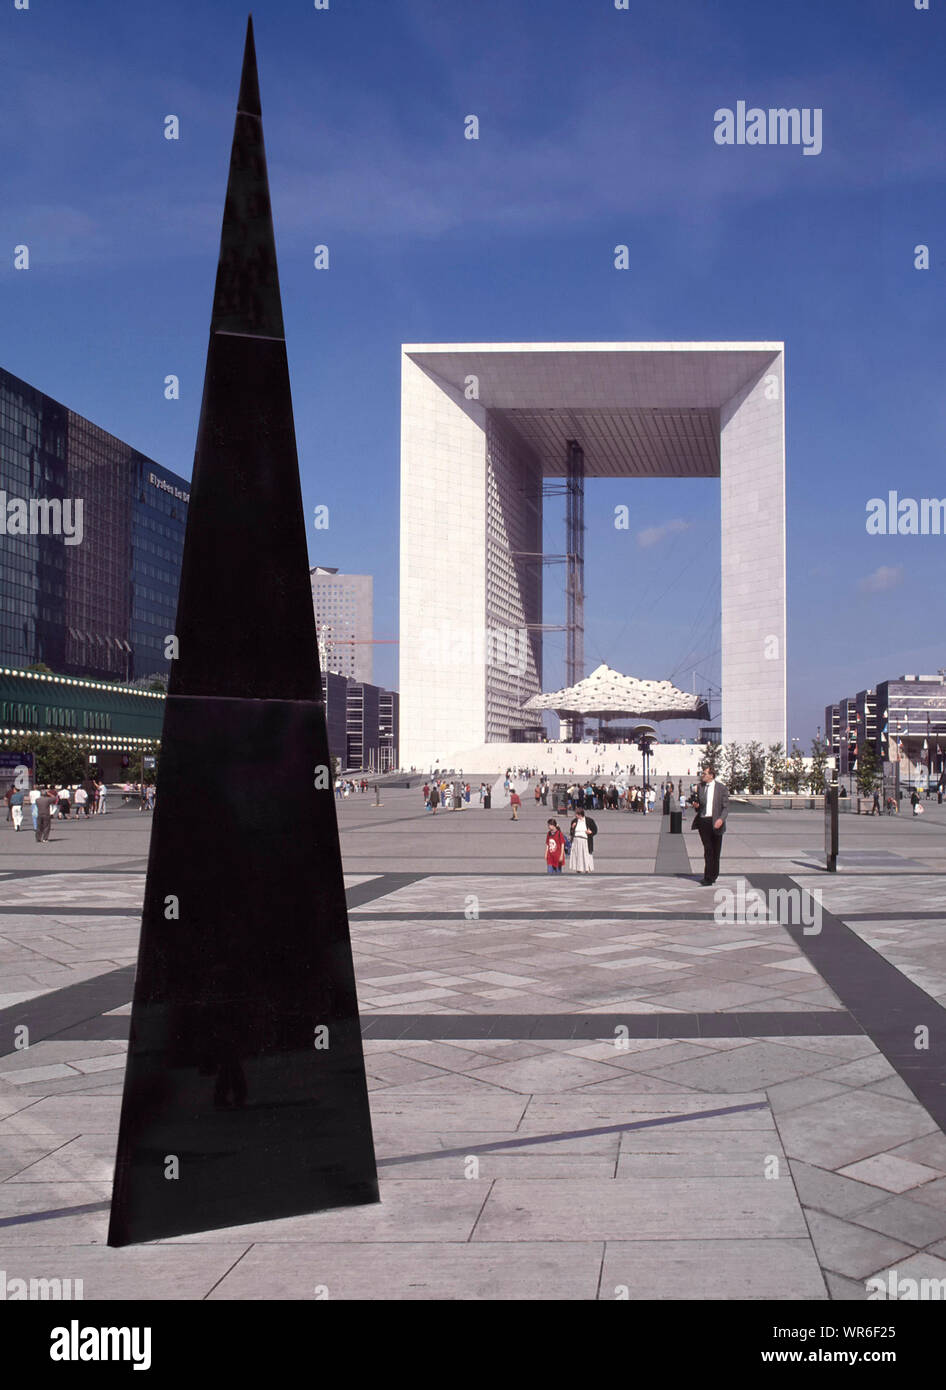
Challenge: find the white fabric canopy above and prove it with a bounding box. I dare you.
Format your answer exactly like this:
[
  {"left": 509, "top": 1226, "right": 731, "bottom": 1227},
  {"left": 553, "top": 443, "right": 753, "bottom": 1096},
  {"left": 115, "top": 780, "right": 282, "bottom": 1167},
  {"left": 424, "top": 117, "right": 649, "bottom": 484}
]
[{"left": 523, "top": 663, "right": 709, "bottom": 722}]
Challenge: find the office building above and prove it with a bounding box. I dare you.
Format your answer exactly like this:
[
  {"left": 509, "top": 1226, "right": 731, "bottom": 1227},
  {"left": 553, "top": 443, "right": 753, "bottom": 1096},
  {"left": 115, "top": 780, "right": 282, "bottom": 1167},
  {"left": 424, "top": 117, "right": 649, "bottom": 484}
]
[
  {"left": 0, "top": 366, "right": 188, "bottom": 682},
  {"left": 321, "top": 669, "right": 349, "bottom": 768},
  {"left": 379, "top": 689, "right": 399, "bottom": 772},
  {"left": 824, "top": 704, "right": 840, "bottom": 757},
  {"left": 310, "top": 567, "right": 373, "bottom": 683},
  {"left": 346, "top": 681, "right": 380, "bottom": 772},
  {"left": 875, "top": 674, "right": 946, "bottom": 784}
]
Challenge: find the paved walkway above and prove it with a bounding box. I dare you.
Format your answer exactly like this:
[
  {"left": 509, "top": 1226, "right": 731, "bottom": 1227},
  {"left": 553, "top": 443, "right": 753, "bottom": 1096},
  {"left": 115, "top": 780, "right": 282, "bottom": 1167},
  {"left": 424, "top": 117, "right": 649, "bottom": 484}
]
[{"left": 1, "top": 792, "right": 945, "bottom": 1299}]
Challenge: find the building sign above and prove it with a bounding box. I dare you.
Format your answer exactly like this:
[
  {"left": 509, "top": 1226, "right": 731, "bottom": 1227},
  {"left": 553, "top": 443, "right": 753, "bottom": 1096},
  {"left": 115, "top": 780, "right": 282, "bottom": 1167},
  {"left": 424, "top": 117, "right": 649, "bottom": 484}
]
[
  {"left": 0, "top": 751, "right": 34, "bottom": 790},
  {"left": 148, "top": 472, "right": 190, "bottom": 504}
]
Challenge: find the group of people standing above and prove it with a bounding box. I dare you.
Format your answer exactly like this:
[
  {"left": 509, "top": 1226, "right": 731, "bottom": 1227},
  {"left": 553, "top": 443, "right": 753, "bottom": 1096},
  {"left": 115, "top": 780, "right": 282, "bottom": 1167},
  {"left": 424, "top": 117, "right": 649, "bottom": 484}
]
[
  {"left": 554, "top": 781, "right": 681, "bottom": 813},
  {"left": 4, "top": 779, "right": 110, "bottom": 840},
  {"left": 334, "top": 777, "right": 372, "bottom": 799},
  {"left": 5, "top": 778, "right": 109, "bottom": 834},
  {"left": 423, "top": 780, "right": 472, "bottom": 812}
]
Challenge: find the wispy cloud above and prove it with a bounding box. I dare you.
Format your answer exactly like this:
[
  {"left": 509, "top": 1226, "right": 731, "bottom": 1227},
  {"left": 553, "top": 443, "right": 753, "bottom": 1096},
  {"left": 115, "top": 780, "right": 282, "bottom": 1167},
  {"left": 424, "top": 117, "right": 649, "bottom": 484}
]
[
  {"left": 859, "top": 565, "right": 903, "bottom": 594},
  {"left": 637, "top": 519, "right": 692, "bottom": 549}
]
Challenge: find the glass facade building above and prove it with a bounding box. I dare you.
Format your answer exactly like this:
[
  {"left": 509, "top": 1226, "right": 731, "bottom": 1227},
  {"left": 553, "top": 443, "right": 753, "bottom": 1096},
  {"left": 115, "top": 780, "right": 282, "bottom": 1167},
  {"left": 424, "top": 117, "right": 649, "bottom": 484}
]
[{"left": 0, "top": 367, "right": 188, "bottom": 682}]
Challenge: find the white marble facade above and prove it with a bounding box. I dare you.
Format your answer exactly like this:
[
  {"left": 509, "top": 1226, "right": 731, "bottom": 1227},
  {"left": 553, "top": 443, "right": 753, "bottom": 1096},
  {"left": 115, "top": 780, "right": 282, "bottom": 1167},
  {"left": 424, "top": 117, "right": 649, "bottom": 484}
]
[{"left": 399, "top": 343, "right": 786, "bottom": 769}]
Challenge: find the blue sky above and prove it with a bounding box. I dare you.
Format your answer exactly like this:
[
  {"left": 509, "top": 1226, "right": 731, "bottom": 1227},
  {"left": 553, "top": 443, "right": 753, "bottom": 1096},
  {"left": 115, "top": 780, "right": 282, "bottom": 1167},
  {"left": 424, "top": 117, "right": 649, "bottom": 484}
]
[{"left": 2, "top": 0, "right": 944, "bottom": 742}]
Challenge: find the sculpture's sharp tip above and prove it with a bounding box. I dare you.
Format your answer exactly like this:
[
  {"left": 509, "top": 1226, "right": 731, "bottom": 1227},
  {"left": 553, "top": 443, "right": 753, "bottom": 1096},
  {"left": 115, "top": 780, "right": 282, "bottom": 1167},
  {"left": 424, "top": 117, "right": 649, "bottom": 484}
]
[{"left": 238, "top": 15, "right": 261, "bottom": 117}]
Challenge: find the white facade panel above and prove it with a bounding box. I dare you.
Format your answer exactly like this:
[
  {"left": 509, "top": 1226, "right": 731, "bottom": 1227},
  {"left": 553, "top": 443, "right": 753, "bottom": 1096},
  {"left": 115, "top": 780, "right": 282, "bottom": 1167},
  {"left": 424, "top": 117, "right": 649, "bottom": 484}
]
[{"left": 400, "top": 343, "right": 787, "bottom": 769}]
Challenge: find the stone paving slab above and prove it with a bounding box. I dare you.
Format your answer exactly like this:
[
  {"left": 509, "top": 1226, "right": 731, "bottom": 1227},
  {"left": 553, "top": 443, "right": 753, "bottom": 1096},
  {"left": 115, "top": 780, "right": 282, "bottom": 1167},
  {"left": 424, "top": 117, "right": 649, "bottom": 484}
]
[
  {"left": 206, "top": 1241, "right": 604, "bottom": 1300},
  {"left": 471, "top": 1176, "right": 809, "bottom": 1241},
  {"left": 0, "top": 804, "right": 944, "bottom": 1299},
  {"left": 600, "top": 1238, "right": 826, "bottom": 1300}
]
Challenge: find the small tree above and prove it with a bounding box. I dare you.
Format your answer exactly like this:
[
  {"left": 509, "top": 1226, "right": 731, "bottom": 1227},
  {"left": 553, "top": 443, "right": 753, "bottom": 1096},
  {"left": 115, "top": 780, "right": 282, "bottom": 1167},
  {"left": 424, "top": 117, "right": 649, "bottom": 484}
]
[
  {"left": 766, "top": 742, "right": 786, "bottom": 792},
  {"left": 25, "top": 661, "right": 55, "bottom": 675},
  {"left": 11, "top": 733, "right": 87, "bottom": 786},
  {"left": 856, "top": 742, "right": 880, "bottom": 797},
  {"left": 746, "top": 742, "right": 765, "bottom": 793},
  {"left": 721, "top": 742, "right": 747, "bottom": 793},
  {"left": 809, "top": 738, "right": 829, "bottom": 794},
  {"left": 700, "top": 742, "right": 721, "bottom": 776},
  {"left": 786, "top": 748, "right": 806, "bottom": 793}
]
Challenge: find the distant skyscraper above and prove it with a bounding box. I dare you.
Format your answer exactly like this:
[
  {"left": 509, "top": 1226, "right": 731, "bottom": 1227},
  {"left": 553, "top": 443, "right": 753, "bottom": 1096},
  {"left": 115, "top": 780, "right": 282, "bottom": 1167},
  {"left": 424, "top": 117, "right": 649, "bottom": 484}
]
[
  {"left": 310, "top": 566, "right": 373, "bottom": 683},
  {"left": 0, "top": 365, "right": 188, "bottom": 681}
]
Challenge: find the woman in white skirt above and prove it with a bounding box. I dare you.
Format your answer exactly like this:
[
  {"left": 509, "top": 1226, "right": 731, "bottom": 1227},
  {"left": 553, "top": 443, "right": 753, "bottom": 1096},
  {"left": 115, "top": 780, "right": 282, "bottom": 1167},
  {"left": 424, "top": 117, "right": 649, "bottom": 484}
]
[{"left": 568, "top": 807, "right": 597, "bottom": 873}]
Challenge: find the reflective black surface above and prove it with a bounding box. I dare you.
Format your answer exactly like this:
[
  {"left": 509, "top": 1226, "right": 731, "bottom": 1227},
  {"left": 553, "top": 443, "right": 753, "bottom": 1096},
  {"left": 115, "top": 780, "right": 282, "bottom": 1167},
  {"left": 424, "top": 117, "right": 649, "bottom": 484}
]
[{"left": 108, "top": 18, "right": 377, "bottom": 1245}]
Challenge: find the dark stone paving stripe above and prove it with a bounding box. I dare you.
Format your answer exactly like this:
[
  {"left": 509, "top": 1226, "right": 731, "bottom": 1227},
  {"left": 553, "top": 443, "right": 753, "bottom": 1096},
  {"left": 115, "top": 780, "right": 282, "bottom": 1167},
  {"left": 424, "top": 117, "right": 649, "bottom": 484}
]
[
  {"left": 0, "top": 1201, "right": 110, "bottom": 1230},
  {"left": 748, "top": 873, "right": 946, "bottom": 1133},
  {"left": 358, "top": 1011, "right": 858, "bottom": 1041},
  {"left": 0, "top": 875, "right": 426, "bottom": 1059},
  {"left": 377, "top": 1101, "right": 771, "bottom": 1168},
  {"left": 344, "top": 872, "right": 428, "bottom": 911},
  {"left": 0, "top": 966, "right": 136, "bottom": 1060},
  {"left": 339, "top": 864, "right": 946, "bottom": 876},
  {"left": 841, "top": 912, "right": 946, "bottom": 922},
  {"left": 0, "top": 862, "right": 150, "bottom": 881},
  {"left": 353, "top": 910, "right": 729, "bottom": 921},
  {"left": 43, "top": 1009, "right": 859, "bottom": 1045},
  {"left": 0, "top": 906, "right": 140, "bottom": 917}
]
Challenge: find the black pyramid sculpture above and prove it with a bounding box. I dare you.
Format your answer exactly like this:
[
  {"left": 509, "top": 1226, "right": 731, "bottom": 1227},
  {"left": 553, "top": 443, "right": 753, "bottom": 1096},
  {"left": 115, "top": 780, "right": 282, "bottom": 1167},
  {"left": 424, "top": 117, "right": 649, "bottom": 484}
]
[{"left": 108, "top": 16, "right": 379, "bottom": 1245}]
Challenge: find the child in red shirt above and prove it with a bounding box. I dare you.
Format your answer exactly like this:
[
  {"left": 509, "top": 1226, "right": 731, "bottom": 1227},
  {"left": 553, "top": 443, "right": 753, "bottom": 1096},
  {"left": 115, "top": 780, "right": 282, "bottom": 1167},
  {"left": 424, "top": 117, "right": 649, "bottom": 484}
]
[{"left": 545, "top": 819, "right": 565, "bottom": 872}]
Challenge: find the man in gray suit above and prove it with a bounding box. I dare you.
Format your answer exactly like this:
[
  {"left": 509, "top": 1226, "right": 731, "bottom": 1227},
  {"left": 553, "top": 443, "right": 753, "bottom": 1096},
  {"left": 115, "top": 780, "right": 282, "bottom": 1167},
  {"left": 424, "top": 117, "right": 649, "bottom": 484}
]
[{"left": 689, "top": 764, "right": 729, "bottom": 885}]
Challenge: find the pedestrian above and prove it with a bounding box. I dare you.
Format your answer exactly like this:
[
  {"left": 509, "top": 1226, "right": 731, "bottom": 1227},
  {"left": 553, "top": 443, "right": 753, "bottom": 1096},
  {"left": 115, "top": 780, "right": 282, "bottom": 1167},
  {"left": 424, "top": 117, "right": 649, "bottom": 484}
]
[
  {"left": 871, "top": 789, "right": 881, "bottom": 816},
  {"left": 57, "top": 786, "right": 71, "bottom": 820},
  {"left": 34, "top": 786, "right": 54, "bottom": 843},
  {"left": 689, "top": 762, "right": 729, "bottom": 886},
  {"left": 534, "top": 782, "right": 542, "bottom": 806},
  {"left": 423, "top": 781, "right": 430, "bottom": 808},
  {"left": 464, "top": 782, "right": 471, "bottom": 804},
  {"left": 568, "top": 807, "right": 596, "bottom": 873},
  {"left": 29, "top": 786, "right": 40, "bottom": 833},
  {"left": 483, "top": 784, "right": 491, "bottom": 810},
  {"left": 911, "top": 788, "right": 923, "bottom": 817},
  {"left": 10, "top": 787, "right": 24, "bottom": 831},
  {"left": 509, "top": 787, "right": 521, "bottom": 820},
  {"left": 429, "top": 785, "right": 440, "bottom": 815},
  {"left": 74, "top": 785, "right": 88, "bottom": 817},
  {"left": 540, "top": 779, "right": 548, "bottom": 807},
  {"left": 545, "top": 818, "right": 566, "bottom": 874},
  {"left": 4, "top": 783, "right": 13, "bottom": 822}
]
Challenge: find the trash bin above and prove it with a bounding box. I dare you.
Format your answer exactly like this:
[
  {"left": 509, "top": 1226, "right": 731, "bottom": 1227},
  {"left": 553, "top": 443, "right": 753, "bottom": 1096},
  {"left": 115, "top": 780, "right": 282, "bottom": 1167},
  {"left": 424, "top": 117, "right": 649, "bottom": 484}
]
[{"left": 669, "top": 810, "right": 683, "bottom": 834}]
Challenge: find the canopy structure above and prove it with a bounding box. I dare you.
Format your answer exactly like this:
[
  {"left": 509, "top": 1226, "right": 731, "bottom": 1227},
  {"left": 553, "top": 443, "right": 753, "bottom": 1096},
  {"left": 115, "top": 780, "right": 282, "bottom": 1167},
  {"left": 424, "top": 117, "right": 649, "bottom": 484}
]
[{"left": 523, "top": 663, "right": 710, "bottom": 724}]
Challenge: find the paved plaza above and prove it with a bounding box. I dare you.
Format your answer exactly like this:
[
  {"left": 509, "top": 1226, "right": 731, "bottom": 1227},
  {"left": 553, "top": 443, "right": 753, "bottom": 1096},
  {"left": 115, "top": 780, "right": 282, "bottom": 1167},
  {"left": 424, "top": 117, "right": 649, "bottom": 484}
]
[{"left": 2, "top": 786, "right": 946, "bottom": 1299}]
